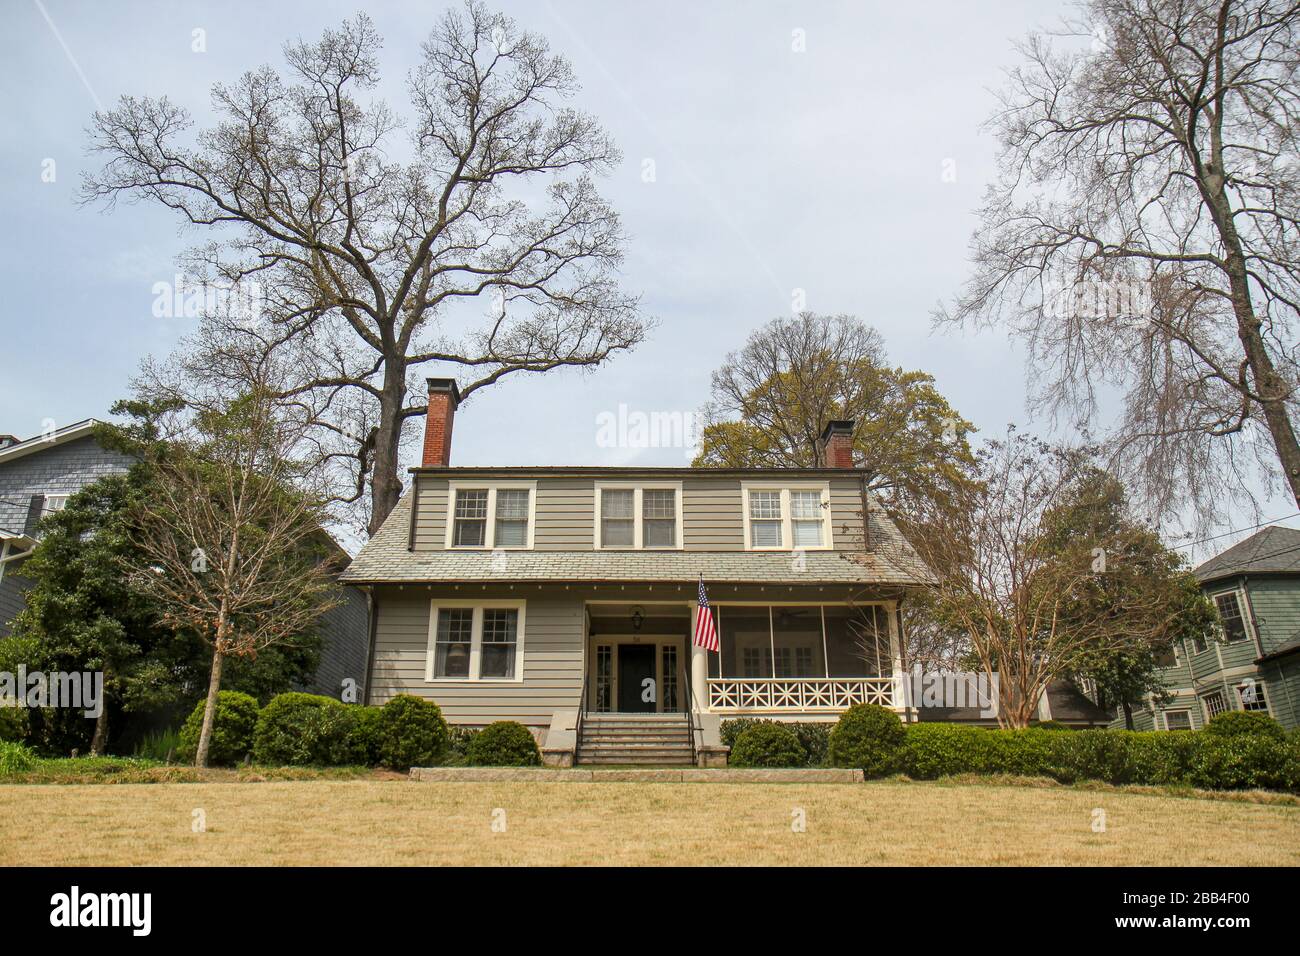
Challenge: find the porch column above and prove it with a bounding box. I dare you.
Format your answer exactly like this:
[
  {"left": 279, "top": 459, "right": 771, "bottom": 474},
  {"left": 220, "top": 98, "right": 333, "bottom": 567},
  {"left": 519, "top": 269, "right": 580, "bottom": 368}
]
[
  {"left": 690, "top": 608, "right": 709, "bottom": 713},
  {"left": 887, "top": 602, "right": 909, "bottom": 719}
]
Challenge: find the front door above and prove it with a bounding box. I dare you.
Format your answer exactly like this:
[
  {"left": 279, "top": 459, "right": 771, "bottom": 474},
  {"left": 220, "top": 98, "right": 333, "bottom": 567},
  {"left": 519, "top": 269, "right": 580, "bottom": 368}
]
[{"left": 617, "top": 644, "right": 657, "bottom": 713}]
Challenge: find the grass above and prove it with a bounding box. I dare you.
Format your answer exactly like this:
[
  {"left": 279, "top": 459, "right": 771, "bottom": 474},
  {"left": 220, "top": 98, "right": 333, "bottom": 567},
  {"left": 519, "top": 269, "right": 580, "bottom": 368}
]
[
  {"left": 0, "top": 755, "right": 379, "bottom": 785},
  {"left": 1, "top": 776, "right": 1297, "bottom": 865}
]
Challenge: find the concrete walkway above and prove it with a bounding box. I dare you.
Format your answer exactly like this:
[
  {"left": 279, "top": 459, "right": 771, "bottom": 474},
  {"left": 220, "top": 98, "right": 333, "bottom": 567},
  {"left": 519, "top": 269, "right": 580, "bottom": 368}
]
[{"left": 409, "top": 767, "right": 863, "bottom": 783}]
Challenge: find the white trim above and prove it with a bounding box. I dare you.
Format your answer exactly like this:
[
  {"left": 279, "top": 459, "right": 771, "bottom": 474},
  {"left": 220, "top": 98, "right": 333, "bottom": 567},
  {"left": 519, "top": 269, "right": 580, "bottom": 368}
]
[
  {"left": 593, "top": 481, "right": 685, "bottom": 551},
  {"left": 1163, "top": 709, "right": 1193, "bottom": 731},
  {"left": 444, "top": 481, "right": 537, "bottom": 551},
  {"left": 739, "top": 481, "right": 833, "bottom": 552},
  {"left": 424, "top": 598, "right": 527, "bottom": 683},
  {"left": 1209, "top": 588, "right": 1250, "bottom": 644},
  {"left": 0, "top": 419, "right": 101, "bottom": 465}
]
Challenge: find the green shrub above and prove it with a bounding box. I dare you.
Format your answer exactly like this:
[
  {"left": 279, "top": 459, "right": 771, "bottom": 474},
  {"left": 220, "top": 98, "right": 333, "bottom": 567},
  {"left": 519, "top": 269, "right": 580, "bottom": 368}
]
[
  {"left": 466, "top": 721, "right": 541, "bottom": 766},
  {"left": 448, "top": 725, "right": 480, "bottom": 760},
  {"left": 828, "top": 704, "right": 906, "bottom": 776},
  {"left": 374, "top": 695, "right": 449, "bottom": 770},
  {"left": 1053, "top": 729, "right": 1134, "bottom": 784},
  {"left": 0, "top": 740, "right": 36, "bottom": 774},
  {"left": 1190, "top": 733, "right": 1294, "bottom": 791},
  {"left": 1127, "top": 731, "right": 1199, "bottom": 786},
  {"left": 899, "top": 724, "right": 995, "bottom": 779},
  {"left": 0, "top": 704, "right": 29, "bottom": 744},
  {"left": 1032, "top": 720, "right": 1073, "bottom": 731},
  {"left": 351, "top": 706, "right": 383, "bottom": 766},
  {"left": 252, "top": 692, "right": 365, "bottom": 766},
  {"left": 177, "top": 691, "right": 259, "bottom": 766},
  {"left": 720, "top": 718, "right": 772, "bottom": 750},
  {"left": 730, "top": 722, "right": 806, "bottom": 768},
  {"left": 985, "top": 728, "right": 1064, "bottom": 778},
  {"left": 788, "top": 723, "right": 831, "bottom": 766},
  {"left": 1204, "top": 710, "right": 1286, "bottom": 741}
]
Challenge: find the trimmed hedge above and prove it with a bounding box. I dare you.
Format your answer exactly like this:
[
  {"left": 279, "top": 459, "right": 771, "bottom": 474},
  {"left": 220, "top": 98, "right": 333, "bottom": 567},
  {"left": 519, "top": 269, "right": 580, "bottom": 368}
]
[
  {"left": 374, "top": 695, "right": 450, "bottom": 771},
  {"left": 1204, "top": 711, "right": 1286, "bottom": 741},
  {"left": 720, "top": 719, "right": 831, "bottom": 767},
  {"left": 730, "top": 722, "right": 806, "bottom": 768},
  {"left": 252, "top": 693, "right": 366, "bottom": 766},
  {"left": 829, "top": 704, "right": 906, "bottom": 776},
  {"left": 177, "top": 691, "right": 259, "bottom": 766},
  {"left": 465, "top": 721, "right": 541, "bottom": 767},
  {"left": 897, "top": 723, "right": 1300, "bottom": 792}
]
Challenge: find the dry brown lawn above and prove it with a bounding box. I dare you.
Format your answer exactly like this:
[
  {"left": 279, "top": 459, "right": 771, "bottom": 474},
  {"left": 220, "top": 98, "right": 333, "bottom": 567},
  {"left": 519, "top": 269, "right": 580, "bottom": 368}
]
[{"left": 2, "top": 777, "right": 1297, "bottom": 866}]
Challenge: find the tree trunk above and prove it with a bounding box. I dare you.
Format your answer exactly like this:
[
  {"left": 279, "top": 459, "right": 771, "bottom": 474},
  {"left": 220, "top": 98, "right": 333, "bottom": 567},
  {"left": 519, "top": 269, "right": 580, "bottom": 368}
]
[
  {"left": 194, "top": 645, "right": 225, "bottom": 768},
  {"left": 1122, "top": 700, "right": 1134, "bottom": 731},
  {"left": 367, "top": 364, "right": 409, "bottom": 537},
  {"left": 89, "top": 701, "right": 109, "bottom": 756}
]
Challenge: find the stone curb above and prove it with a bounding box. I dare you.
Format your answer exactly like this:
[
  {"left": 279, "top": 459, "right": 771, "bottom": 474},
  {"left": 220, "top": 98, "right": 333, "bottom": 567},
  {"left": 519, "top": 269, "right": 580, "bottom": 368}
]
[{"left": 409, "top": 767, "right": 863, "bottom": 783}]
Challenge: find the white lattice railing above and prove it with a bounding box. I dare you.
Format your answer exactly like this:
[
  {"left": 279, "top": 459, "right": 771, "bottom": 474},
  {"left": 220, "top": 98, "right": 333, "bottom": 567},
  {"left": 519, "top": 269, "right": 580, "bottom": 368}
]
[{"left": 707, "top": 677, "right": 895, "bottom": 712}]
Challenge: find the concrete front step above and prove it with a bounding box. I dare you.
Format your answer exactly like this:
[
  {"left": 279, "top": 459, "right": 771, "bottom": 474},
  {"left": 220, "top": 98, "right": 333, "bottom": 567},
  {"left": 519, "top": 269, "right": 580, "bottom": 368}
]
[{"left": 411, "top": 767, "right": 865, "bottom": 782}]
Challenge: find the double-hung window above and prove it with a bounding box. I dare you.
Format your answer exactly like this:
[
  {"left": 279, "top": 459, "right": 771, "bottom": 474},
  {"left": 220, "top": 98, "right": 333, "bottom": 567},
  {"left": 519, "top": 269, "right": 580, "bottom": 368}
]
[
  {"left": 595, "top": 484, "right": 682, "bottom": 549},
  {"left": 427, "top": 601, "right": 526, "bottom": 681},
  {"left": 742, "top": 484, "right": 831, "bottom": 551},
  {"left": 1213, "top": 591, "right": 1248, "bottom": 643},
  {"left": 446, "top": 483, "right": 535, "bottom": 549}
]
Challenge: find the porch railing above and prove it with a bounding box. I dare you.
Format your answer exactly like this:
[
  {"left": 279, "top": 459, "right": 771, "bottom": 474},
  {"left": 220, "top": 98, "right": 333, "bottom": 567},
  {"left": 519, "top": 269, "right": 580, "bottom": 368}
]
[{"left": 707, "top": 677, "right": 895, "bottom": 712}]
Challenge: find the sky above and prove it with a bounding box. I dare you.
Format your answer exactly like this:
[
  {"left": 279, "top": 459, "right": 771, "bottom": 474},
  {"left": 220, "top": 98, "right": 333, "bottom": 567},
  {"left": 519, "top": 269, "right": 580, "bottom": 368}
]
[{"left": 1, "top": 0, "right": 1294, "bottom": 560}]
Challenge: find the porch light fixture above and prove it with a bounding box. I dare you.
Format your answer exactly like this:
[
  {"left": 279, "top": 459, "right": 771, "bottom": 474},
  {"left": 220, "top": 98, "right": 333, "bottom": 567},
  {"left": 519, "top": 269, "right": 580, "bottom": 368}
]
[{"left": 631, "top": 606, "right": 645, "bottom": 631}]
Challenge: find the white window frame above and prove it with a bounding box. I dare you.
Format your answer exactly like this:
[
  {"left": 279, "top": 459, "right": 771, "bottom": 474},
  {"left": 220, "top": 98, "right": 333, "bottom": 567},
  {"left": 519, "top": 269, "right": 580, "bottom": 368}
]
[
  {"left": 1236, "top": 680, "right": 1270, "bottom": 714},
  {"left": 424, "top": 599, "right": 527, "bottom": 683},
  {"left": 1201, "top": 690, "right": 1228, "bottom": 721},
  {"left": 593, "top": 481, "right": 684, "bottom": 551},
  {"left": 1163, "top": 709, "right": 1193, "bottom": 731},
  {"left": 41, "top": 494, "right": 70, "bottom": 516},
  {"left": 1211, "top": 589, "right": 1249, "bottom": 644},
  {"left": 739, "top": 481, "right": 833, "bottom": 552},
  {"left": 444, "top": 481, "right": 537, "bottom": 550}
]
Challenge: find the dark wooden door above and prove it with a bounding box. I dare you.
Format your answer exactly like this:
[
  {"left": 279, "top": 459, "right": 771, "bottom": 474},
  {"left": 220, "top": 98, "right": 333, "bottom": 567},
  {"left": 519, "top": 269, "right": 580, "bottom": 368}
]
[{"left": 617, "top": 644, "right": 656, "bottom": 712}]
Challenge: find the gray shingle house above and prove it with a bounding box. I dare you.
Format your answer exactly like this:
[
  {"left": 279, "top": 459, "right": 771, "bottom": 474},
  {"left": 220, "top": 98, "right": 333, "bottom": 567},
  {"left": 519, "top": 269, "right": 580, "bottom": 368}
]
[
  {"left": 0, "top": 419, "right": 368, "bottom": 698},
  {"left": 342, "top": 379, "right": 932, "bottom": 765}
]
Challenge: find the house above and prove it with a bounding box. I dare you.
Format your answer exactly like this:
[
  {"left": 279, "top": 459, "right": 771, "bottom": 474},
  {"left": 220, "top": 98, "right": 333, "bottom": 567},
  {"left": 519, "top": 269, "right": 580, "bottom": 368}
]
[
  {"left": 1118, "top": 525, "right": 1300, "bottom": 731},
  {"left": 342, "top": 378, "right": 932, "bottom": 766},
  {"left": 0, "top": 419, "right": 369, "bottom": 699},
  {"left": 916, "top": 680, "right": 1112, "bottom": 728}
]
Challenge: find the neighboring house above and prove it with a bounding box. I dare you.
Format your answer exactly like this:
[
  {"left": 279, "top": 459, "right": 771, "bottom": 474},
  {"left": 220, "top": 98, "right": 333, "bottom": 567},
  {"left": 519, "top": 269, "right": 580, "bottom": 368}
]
[
  {"left": 1115, "top": 526, "right": 1300, "bottom": 732},
  {"left": 0, "top": 419, "right": 368, "bottom": 699},
  {"left": 342, "top": 378, "right": 932, "bottom": 765},
  {"left": 917, "top": 680, "right": 1112, "bottom": 728}
]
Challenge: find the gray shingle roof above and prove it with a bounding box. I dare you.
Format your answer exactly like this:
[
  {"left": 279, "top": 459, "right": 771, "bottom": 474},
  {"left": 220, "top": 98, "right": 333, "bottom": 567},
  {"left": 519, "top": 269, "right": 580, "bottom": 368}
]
[
  {"left": 341, "top": 494, "right": 931, "bottom": 585},
  {"left": 1194, "top": 526, "right": 1300, "bottom": 583}
]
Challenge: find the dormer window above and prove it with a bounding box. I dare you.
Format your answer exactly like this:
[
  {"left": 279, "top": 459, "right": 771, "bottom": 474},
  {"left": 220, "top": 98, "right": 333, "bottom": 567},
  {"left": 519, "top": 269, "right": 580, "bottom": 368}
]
[
  {"left": 446, "top": 482, "right": 536, "bottom": 550},
  {"left": 741, "top": 483, "right": 832, "bottom": 551},
  {"left": 595, "top": 483, "right": 683, "bottom": 550}
]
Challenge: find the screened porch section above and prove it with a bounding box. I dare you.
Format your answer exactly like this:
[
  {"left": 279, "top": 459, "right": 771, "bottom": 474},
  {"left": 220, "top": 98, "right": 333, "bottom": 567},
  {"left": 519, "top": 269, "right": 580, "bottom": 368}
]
[{"left": 704, "top": 604, "right": 898, "bottom": 713}]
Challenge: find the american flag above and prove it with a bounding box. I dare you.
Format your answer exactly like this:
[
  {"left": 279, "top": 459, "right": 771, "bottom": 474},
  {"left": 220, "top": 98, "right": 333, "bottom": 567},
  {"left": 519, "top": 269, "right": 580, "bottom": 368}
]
[{"left": 693, "top": 576, "right": 719, "bottom": 652}]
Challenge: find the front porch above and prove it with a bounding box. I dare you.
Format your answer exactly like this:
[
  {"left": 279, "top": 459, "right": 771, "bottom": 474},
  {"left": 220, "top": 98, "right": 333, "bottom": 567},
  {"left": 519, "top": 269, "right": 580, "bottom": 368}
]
[{"left": 582, "top": 599, "right": 902, "bottom": 718}]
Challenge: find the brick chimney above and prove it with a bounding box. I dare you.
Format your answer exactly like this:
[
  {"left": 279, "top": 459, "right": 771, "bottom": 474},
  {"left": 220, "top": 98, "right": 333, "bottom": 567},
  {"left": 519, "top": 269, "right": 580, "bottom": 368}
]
[
  {"left": 819, "top": 420, "right": 855, "bottom": 468},
  {"left": 421, "top": 378, "right": 461, "bottom": 467}
]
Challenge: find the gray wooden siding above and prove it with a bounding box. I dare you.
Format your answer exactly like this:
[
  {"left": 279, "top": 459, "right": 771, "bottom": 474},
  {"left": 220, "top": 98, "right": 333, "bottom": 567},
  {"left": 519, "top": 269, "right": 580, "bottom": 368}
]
[
  {"left": 367, "top": 585, "right": 585, "bottom": 727},
  {"left": 411, "top": 473, "right": 871, "bottom": 553}
]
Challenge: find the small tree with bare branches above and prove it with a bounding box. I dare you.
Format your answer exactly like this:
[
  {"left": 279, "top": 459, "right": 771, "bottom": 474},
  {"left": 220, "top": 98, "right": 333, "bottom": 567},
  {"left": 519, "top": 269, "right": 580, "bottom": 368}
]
[
  {"left": 906, "top": 431, "right": 1198, "bottom": 727},
  {"left": 123, "top": 392, "right": 341, "bottom": 767}
]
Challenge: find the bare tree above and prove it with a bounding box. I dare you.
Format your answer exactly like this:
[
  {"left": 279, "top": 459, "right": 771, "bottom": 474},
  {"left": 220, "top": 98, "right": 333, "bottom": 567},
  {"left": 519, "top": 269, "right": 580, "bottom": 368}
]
[
  {"left": 937, "top": 0, "right": 1300, "bottom": 526},
  {"left": 906, "top": 431, "right": 1193, "bottom": 727},
  {"left": 84, "top": 3, "right": 649, "bottom": 536},
  {"left": 125, "top": 390, "right": 341, "bottom": 767}
]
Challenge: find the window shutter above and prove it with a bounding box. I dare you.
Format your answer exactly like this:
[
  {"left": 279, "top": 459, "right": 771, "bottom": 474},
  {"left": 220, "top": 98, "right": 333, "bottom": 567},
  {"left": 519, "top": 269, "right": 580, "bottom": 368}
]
[{"left": 24, "top": 494, "right": 45, "bottom": 535}]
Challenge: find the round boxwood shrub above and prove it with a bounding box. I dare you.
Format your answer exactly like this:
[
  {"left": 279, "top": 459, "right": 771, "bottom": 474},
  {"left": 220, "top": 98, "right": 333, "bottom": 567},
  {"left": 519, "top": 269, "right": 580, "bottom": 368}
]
[
  {"left": 730, "top": 722, "right": 806, "bottom": 768},
  {"left": 1204, "top": 710, "right": 1286, "bottom": 741},
  {"left": 177, "top": 690, "right": 259, "bottom": 766},
  {"left": 828, "top": 704, "right": 905, "bottom": 776},
  {"left": 252, "top": 692, "right": 366, "bottom": 766},
  {"left": 374, "top": 695, "right": 450, "bottom": 771},
  {"left": 720, "top": 717, "right": 771, "bottom": 750},
  {"left": 465, "top": 721, "right": 541, "bottom": 767}
]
